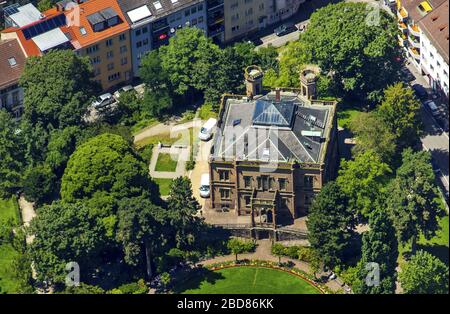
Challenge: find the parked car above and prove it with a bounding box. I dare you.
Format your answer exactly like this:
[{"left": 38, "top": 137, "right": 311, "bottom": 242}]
[
  {"left": 274, "top": 22, "right": 297, "bottom": 36},
  {"left": 424, "top": 100, "right": 440, "bottom": 117},
  {"left": 199, "top": 173, "right": 210, "bottom": 198},
  {"left": 198, "top": 118, "right": 217, "bottom": 141},
  {"left": 91, "top": 93, "right": 113, "bottom": 109},
  {"left": 412, "top": 84, "right": 428, "bottom": 100},
  {"left": 113, "top": 85, "right": 134, "bottom": 100}
]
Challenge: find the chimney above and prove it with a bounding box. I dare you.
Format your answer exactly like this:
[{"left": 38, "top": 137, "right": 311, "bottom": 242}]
[{"left": 275, "top": 88, "right": 281, "bottom": 102}]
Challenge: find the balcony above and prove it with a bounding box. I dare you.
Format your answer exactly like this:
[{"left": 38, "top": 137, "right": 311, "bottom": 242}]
[
  {"left": 398, "top": 22, "right": 407, "bottom": 33},
  {"left": 398, "top": 34, "right": 406, "bottom": 47},
  {"left": 408, "top": 47, "right": 421, "bottom": 60},
  {"left": 408, "top": 36, "right": 421, "bottom": 48},
  {"left": 397, "top": 7, "right": 408, "bottom": 21},
  {"left": 408, "top": 24, "right": 421, "bottom": 37}
]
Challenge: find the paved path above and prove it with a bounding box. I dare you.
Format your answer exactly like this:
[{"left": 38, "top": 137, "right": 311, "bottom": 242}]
[
  {"left": 18, "top": 195, "right": 36, "bottom": 244},
  {"left": 199, "top": 239, "right": 344, "bottom": 293},
  {"left": 149, "top": 145, "right": 189, "bottom": 179},
  {"left": 134, "top": 120, "right": 199, "bottom": 145}
]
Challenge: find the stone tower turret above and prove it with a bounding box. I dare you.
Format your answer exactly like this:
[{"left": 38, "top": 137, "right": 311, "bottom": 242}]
[
  {"left": 300, "top": 65, "right": 320, "bottom": 100},
  {"left": 244, "top": 65, "right": 264, "bottom": 98}
]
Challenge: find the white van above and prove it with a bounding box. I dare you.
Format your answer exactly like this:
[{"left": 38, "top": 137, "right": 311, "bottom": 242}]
[
  {"left": 198, "top": 118, "right": 217, "bottom": 141},
  {"left": 424, "top": 100, "right": 439, "bottom": 117},
  {"left": 199, "top": 173, "right": 210, "bottom": 198}
]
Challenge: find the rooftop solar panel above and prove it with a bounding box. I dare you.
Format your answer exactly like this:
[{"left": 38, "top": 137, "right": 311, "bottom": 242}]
[
  {"left": 100, "top": 7, "right": 118, "bottom": 19},
  {"left": 4, "top": 4, "right": 20, "bottom": 17},
  {"left": 22, "top": 14, "right": 67, "bottom": 40},
  {"left": 87, "top": 12, "right": 105, "bottom": 25}
]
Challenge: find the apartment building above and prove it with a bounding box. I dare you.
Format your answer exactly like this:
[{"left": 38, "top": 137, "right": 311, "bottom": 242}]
[
  {"left": 0, "top": 38, "right": 25, "bottom": 118},
  {"left": 1, "top": 0, "right": 133, "bottom": 91},
  {"left": 223, "top": 0, "right": 302, "bottom": 42},
  {"left": 117, "top": 0, "right": 207, "bottom": 78},
  {"left": 419, "top": 0, "right": 449, "bottom": 96},
  {"left": 397, "top": 0, "right": 449, "bottom": 96},
  {"left": 206, "top": 0, "right": 225, "bottom": 43},
  {"left": 209, "top": 66, "right": 338, "bottom": 227}
]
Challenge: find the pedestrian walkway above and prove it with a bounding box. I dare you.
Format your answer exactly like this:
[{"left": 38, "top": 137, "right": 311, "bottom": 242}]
[{"left": 18, "top": 195, "right": 36, "bottom": 244}]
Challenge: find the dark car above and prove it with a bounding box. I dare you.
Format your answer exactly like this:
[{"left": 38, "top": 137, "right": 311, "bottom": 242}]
[
  {"left": 412, "top": 84, "right": 428, "bottom": 100},
  {"left": 274, "top": 23, "right": 297, "bottom": 36}
]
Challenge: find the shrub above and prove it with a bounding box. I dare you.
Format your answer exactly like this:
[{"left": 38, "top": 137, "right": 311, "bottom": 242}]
[{"left": 112, "top": 279, "right": 148, "bottom": 294}]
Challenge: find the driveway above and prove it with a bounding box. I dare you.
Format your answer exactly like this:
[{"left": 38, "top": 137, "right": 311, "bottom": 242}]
[{"left": 188, "top": 138, "right": 212, "bottom": 209}]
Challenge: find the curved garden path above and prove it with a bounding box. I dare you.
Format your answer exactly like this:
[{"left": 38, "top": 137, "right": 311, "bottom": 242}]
[{"left": 199, "top": 239, "right": 345, "bottom": 293}]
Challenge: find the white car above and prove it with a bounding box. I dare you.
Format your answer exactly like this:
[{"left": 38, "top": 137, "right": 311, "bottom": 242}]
[
  {"left": 199, "top": 173, "right": 210, "bottom": 198},
  {"left": 91, "top": 93, "right": 113, "bottom": 109},
  {"left": 198, "top": 118, "right": 217, "bottom": 141},
  {"left": 113, "top": 85, "right": 134, "bottom": 100}
]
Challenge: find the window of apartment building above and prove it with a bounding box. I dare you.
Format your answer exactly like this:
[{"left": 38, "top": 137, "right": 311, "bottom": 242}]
[
  {"left": 106, "top": 39, "right": 113, "bottom": 47},
  {"left": 136, "top": 29, "right": 141, "bottom": 36},
  {"left": 279, "top": 178, "right": 287, "bottom": 191},
  {"left": 86, "top": 44, "right": 99, "bottom": 54},
  {"left": 304, "top": 176, "right": 314, "bottom": 189},
  {"left": 91, "top": 56, "right": 101, "bottom": 65},
  {"left": 107, "top": 51, "right": 114, "bottom": 59},
  {"left": 1, "top": 94, "right": 8, "bottom": 108},
  {"left": 142, "top": 26, "right": 148, "bottom": 33},
  {"left": 108, "top": 72, "right": 121, "bottom": 82},
  {"left": 244, "top": 195, "right": 251, "bottom": 207},
  {"left": 198, "top": 4, "right": 203, "bottom": 11},
  {"left": 219, "top": 170, "right": 230, "bottom": 181},
  {"left": 94, "top": 68, "right": 101, "bottom": 76},
  {"left": 191, "top": 6, "right": 197, "bottom": 14},
  {"left": 281, "top": 197, "right": 289, "bottom": 209},
  {"left": 143, "top": 39, "right": 149, "bottom": 46},
  {"left": 136, "top": 41, "right": 142, "bottom": 48},
  {"left": 244, "top": 176, "right": 252, "bottom": 188},
  {"left": 121, "top": 57, "right": 128, "bottom": 65},
  {"left": 220, "top": 189, "right": 231, "bottom": 200},
  {"left": 120, "top": 45, "right": 127, "bottom": 54},
  {"left": 198, "top": 16, "right": 204, "bottom": 23},
  {"left": 231, "top": 25, "right": 240, "bottom": 32},
  {"left": 185, "top": 9, "right": 190, "bottom": 17},
  {"left": 119, "top": 34, "right": 126, "bottom": 41},
  {"left": 107, "top": 63, "right": 114, "bottom": 71},
  {"left": 245, "top": 8, "right": 253, "bottom": 16},
  {"left": 192, "top": 18, "right": 197, "bottom": 26},
  {"left": 230, "top": 2, "right": 238, "bottom": 10}
]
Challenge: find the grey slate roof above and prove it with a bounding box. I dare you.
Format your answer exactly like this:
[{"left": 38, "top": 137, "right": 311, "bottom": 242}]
[{"left": 212, "top": 92, "right": 333, "bottom": 164}]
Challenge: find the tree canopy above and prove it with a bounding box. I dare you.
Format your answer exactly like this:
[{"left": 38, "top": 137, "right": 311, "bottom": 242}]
[
  {"left": 387, "top": 149, "right": 443, "bottom": 252},
  {"left": 299, "top": 2, "right": 401, "bottom": 102},
  {"left": 306, "top": 182, "right": 355, "bottom": 269},
  {"left": 337, "top": 150, "right": 391, "bottom": 218},
  {"left": 399, "top": 250, "right": 449, "bottom": 294},
  {"left": 19, "top": 50, "right": 98, "bottom": 130},
  {"left": 0, "top": 110, "right": 25, "bottom": 198},
  {"left": 60, "top": 133, "right": 155, "bottom": 203}
]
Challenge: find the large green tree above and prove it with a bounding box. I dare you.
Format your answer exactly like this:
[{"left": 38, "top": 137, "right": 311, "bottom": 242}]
[
  {"left": 337, "top": 150, "right": 391, "bottom": 218},
  {"left": 60, "top": 133, "right": 155, "bottom": 203},
  {"left": 166, "top": 177, "right": 201, "bottom": 249},
  {"left": 377, "top": 83, "right": 422, "bottom": 151},
  {"left": 19, "top": 50, "right": 98, "bottom": 130},
  {"left": 306, "top": 182, "right": 355, "bottom": 269},
  {"left": 116, "top": 197, "right": 167, "bottom": 279},
  {"left": 355, "top": 206, "right": 398, "bottom": 294},
  {"left": 399, "top": 250, "right": 449, "bottom": 294},
  {"left": 0, "top": 110, "right": 25, "bottom": 197},
  {"left": 350, "top": 112, "right": 397, "bottom": 165},
  {"left": 387, "top": 149, "right": 443, "bottom": 253},
  {"left": 300, "top": 2, "right": 401, "bottom": 102},
  {"left": 29, "top": 202, "right": 107, "bottom": 285}
]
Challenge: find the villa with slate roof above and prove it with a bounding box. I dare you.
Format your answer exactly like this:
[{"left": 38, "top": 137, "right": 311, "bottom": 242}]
[{"left": 208, "top": 66, "right": 339, "bottom": 228}]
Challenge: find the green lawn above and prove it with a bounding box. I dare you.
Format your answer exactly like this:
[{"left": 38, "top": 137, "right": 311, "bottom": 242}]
[
  {"left": 155, "top": 153, "right": 178, "bottom": 172},
  {"left": 0, "top": 244, "right": 21, "bottom": 293},
  {"left": 175, "top": 267, "right": 321, "bottom": 294},
  {"left": 336, "top": 107, "right": 362, "bottom": 129},
  {"left": 153, "top": 178, "right": 173, "bottom": 196},
  {"left": 0, "top": 197, "right": 20, "bottom": 225}
]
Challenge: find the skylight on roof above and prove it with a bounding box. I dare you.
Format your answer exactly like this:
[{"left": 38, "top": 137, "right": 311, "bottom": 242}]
[
  {"left": 153, "top": 1, "right": 162, "bottom": 10},
  {"left": 252, "top": 100, "right": 295, "bottom": 127},
  {"left": 8, "top": 57, "right": 17, "bottom": 67},
  {"left": 80, "top": 27, "right": 87, "bottom": 35}
]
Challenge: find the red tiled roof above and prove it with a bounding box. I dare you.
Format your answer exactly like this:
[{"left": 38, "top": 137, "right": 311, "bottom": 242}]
[{"left": 0, "top": 39, "right": 26, "bottom": 89}]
